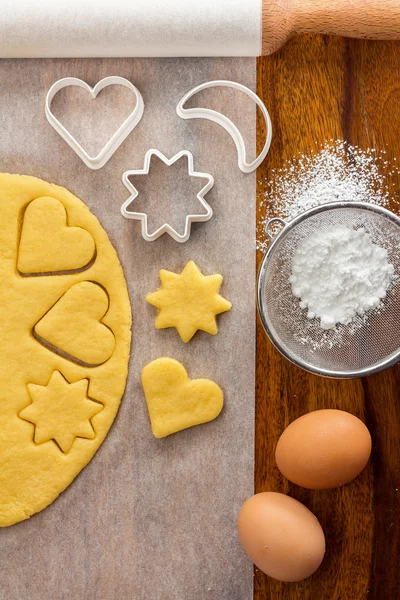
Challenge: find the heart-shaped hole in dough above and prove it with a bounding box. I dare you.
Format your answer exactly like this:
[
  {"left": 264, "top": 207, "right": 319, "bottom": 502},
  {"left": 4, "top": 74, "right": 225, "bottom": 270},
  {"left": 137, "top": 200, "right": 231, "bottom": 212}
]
[
  {"left": 18, "top": 197, "right": 95, "bottom": 275},
  {"left": 34, "top": 281, "right": 115, "bottom": 367}
]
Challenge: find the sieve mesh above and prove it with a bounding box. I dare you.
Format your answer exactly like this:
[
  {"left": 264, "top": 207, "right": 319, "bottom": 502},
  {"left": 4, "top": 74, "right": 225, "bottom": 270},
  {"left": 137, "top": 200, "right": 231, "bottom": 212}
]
[{"left": 258, "top": 203, "right": 400, "bottom": 377}]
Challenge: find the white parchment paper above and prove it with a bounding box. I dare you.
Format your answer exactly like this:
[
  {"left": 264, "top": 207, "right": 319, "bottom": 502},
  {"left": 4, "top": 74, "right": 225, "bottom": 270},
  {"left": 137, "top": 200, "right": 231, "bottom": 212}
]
[
  {"left": 0, "top": 1, "right": 262, "bottom": 58},
  {"left": 0, "top": 57, "right": 255, "bottom": 600}
]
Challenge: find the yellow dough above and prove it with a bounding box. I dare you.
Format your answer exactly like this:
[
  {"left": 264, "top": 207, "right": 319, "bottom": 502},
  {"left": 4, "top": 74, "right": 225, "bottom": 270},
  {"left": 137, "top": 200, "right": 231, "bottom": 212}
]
[
  {"left": 142, "top": 357, "right": 224, "bottom": 438},
  {"left": 18, "top": 196, "right": 95, "bottom": 274},
  {"left": 35, "top": 281, "right": 115, "bottom": 366},
  {"left": 0, "top": 174, "right": 131, "bottom": 527},
  {"left": 20, "top": 371, "right": 103, "bottom": 454},
  {"left": 146, "top": 261, "right": 232, "bottom": 342}
]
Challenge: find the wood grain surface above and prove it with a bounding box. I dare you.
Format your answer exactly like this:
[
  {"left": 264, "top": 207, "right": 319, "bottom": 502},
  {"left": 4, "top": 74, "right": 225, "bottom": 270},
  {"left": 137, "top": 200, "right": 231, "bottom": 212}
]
[{"left": 255, "top": 35, "right": 400, "bottom": 599}]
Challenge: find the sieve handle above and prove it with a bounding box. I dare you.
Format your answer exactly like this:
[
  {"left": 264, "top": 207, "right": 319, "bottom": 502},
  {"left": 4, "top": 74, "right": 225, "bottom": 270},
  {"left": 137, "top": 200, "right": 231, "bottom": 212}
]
[{"left": 264, "top": 217, "right": 286, "bottom": 242}]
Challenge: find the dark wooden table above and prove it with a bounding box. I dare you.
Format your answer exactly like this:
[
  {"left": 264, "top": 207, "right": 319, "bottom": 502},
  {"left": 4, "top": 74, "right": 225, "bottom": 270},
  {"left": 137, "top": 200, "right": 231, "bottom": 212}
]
[{"left": 256, "top": 35, "right": 400, "bottom": 600}]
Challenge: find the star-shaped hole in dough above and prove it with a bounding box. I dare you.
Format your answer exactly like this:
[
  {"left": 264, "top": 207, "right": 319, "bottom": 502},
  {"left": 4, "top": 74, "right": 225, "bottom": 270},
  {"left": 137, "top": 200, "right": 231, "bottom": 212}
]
[
  {"left": 146, "top": 260, "right": 232, "bottom": 342},
  {"left": 19, "top": 371, "right": 103, "bottom": 453}
]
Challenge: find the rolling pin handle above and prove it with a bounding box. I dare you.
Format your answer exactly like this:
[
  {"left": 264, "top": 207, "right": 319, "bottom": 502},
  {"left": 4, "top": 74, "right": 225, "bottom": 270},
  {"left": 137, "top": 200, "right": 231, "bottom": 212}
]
[{"left": 262, "top": 0, "right": 400, "bottom": 55}]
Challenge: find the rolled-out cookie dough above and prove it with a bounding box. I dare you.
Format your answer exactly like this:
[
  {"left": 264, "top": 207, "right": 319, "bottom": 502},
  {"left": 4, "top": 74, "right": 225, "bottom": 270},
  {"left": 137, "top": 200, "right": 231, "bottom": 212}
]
[{"left": 0, "top": 174, "right": 131, "bottom": 527}]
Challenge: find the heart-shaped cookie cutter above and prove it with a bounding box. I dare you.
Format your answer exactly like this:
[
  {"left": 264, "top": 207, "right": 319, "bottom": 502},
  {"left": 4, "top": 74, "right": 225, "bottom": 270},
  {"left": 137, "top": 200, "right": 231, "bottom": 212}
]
[
  {"left": 176, "top": 80, "right": 272, "bottom": 174},
  {"left": 45, "top": 76, "right": 144, "bottom": 170},
  {"left": 121, "top": 149, "right": 214, "bottom": 243}
]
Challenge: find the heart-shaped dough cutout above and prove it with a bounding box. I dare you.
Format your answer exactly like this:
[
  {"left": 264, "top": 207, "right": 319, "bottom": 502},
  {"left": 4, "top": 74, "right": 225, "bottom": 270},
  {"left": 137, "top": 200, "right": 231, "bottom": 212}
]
[
  {"left": 142, "top": 357, "right": 223, "bottom": 438},
  {"left": 18, "top": 197, "right": 95, "bottom": 274},
  {"left": 35, "top": 281, "right": 115, "bottom": 366}
]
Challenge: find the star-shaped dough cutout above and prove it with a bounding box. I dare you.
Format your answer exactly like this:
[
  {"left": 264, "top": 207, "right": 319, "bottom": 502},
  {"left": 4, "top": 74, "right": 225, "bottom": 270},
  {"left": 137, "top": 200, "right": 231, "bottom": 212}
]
[
  {"left": 146, "top": 261, "right": 232, "bottom": 342},
  {"left": 19, "top": 371, "right": 103, "bottom": 453}
]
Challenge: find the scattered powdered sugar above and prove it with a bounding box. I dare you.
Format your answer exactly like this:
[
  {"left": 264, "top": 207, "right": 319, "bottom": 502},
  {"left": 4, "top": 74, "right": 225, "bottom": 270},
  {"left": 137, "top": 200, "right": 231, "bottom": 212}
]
[
  {"left": 290, "top": 225, "right": 395, "bottom": 330},
  {"left": 257, "top": 140, "right": 399, "bottom": 252},
  {"left": 258, "top": 140, "right": 400, "bottom": 352}
]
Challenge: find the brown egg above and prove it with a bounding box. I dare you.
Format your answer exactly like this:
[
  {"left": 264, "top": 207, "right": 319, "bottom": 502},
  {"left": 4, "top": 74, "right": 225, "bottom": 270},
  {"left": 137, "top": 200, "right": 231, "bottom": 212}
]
[
  {"left": 238, "top": 492, "right": 325, "bottom": 582},
  {"left": 275, "top": 409, "right": 372, "bottom": 490}
]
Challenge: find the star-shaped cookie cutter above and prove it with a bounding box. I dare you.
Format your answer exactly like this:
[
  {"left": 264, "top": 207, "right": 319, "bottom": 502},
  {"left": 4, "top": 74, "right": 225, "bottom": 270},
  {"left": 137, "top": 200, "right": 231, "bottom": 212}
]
[{"left": 121, "top": 149, "right": 214, "bottom": 243}]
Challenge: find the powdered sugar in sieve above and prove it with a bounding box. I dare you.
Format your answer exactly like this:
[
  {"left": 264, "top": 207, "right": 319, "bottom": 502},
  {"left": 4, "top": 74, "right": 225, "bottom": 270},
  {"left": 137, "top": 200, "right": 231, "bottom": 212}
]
[{"left": 257, "top": 202, "right": 400, "bottom": 378}]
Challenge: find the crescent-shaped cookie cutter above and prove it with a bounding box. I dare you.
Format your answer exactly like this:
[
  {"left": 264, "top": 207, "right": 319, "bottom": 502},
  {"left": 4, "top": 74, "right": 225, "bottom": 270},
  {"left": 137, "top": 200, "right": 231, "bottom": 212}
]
[
  {"left": 176, "top": 80, "right": 272, "bottom": 174},
  {"left": 45, "top": 76, "right": 144, "bottom": 170},
  {"left": 121, "top": 149, "right": 214, "bottom": 243}
]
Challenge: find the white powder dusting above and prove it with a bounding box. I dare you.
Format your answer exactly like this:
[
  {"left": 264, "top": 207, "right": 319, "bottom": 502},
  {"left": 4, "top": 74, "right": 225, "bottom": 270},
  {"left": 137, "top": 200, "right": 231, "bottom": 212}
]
[
  {"left": 258, "top": 140, "right": 400, "bottom": 350},
  {"left": 257, "top": 140, "right": 399, "bottom": 252},
  {"left": 290, "top": 226, "right": 395, "bottom": 330}
]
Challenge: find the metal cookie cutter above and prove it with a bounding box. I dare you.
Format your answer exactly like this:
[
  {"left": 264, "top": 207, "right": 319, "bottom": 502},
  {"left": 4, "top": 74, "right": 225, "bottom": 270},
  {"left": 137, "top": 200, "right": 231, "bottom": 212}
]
[
  {"left": 121, "top": 149, "right": 214, "bottom": 243},
  {"left": 176, "top": 80, "right": 272, "bottom": 174},
  {"left": 45, "top": 76, "right": 144, "bottom": 170}
]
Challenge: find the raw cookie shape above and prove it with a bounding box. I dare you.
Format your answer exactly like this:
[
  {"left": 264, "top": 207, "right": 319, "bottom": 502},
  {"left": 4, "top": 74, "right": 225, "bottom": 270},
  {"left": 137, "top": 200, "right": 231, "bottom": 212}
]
[
  {"left": 18, "top": 196, "right": 95, "bottom": 274},
  {"left": 19, "top": 371, "right": 103, "bottom": 453},
  {"left": 142, "top": 357, "right": 224, "bottom": 438},
  {"left": 146, "top": 260, "right": 232, "bottom": 342},
  {"left": 35, "top": 281, "right": 115, "bottom": 366}
]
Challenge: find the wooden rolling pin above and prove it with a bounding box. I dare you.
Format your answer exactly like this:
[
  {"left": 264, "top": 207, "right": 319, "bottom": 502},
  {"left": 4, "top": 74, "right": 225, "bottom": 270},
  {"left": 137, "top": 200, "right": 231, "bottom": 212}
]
[
  {"left": 1, "top": 0, "right": 400, "bottom": 58},
  {"left": 263, "top": 0, "right": 400, "bottom": 54}
]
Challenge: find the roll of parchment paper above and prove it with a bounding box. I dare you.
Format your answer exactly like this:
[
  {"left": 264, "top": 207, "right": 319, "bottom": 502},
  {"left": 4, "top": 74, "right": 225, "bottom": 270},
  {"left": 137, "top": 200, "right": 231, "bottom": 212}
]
[{"left": 0, "top": 0, "right": 262, "bottom": 58}]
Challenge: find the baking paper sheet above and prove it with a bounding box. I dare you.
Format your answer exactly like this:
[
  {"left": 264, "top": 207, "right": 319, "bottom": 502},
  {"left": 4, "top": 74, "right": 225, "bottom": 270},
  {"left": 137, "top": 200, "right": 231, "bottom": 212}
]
[
  {"left": 0, "top": 58, "right": 256, "bottom": 600},
  {"left": 0, "top": 0, "right": 262, "bottom": 58}
]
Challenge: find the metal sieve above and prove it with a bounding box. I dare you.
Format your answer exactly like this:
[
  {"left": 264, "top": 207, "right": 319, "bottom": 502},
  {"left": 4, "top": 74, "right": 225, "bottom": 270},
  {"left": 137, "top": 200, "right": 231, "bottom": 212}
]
[{"left": 257, "top": 202, "right": 400, "bottom": 378}]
